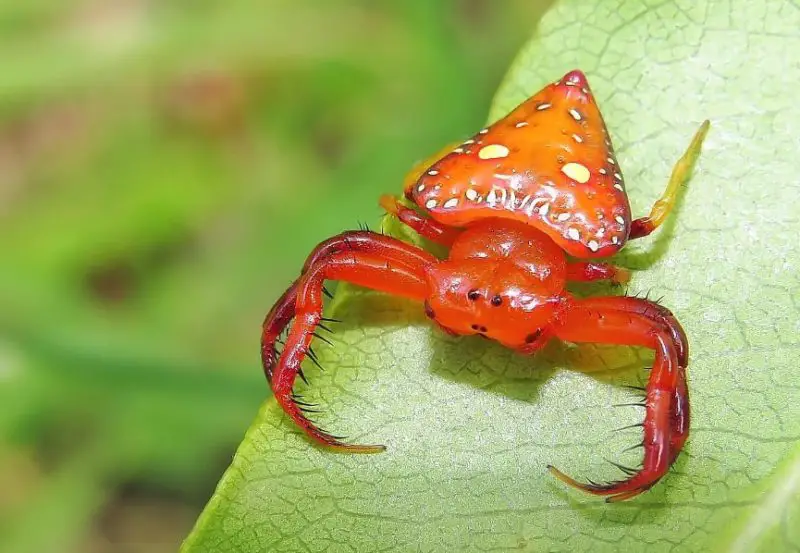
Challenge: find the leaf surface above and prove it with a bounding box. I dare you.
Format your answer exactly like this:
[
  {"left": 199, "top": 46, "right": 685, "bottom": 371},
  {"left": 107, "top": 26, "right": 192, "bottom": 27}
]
[{"left": 183, "top": 1, "right": 800, "bottom": 551}]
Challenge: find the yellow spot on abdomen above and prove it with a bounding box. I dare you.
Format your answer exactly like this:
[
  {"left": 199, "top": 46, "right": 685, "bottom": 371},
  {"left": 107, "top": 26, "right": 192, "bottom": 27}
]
[
  {"left": 478, "top": 144, "right": 510, "bottom": 160},
  {"left": 562, "top": 162, "right": 591, "bottom": 184}
]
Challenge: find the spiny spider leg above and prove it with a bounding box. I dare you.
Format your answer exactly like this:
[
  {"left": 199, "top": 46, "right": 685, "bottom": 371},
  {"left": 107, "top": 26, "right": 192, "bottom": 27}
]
[
  {"left": 578, "top": 296, "right": 690, "bottom": 471},
  {"left": 629, "top": 120, "right": 710, "bottom": 240},
  {"left": 582, "top": 296, "right": 688, "bottom": 367},
  {"left": 262, "top": 231, "right": 436, "bottom": 453},
  {"left": 549, "top": 296, "right": 689, "bottom": 502},
  {"left": 262, "top": 230, "right": 435, "bottom": 378},
  {"left": 566, "top": 261, "right": 631, "bottom": 285}
]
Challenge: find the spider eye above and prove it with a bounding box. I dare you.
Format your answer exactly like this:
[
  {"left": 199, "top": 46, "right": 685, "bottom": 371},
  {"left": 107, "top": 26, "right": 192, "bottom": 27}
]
[
  {"left": 490, "top": 295, "right": 503, "bottom": 306},
  {"left": 467, "top": 289, "right": 480, "bottom": 301}
]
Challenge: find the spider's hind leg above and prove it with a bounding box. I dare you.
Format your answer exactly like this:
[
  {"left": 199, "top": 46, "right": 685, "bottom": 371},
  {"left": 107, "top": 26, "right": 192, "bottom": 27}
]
[{"left": 629, "top": 120, "right": 710, "bottom": 240}]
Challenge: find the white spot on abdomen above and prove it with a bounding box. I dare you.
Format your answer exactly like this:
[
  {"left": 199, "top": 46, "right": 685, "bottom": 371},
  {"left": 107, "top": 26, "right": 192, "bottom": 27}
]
[
  {"left": 478, "top": 144, "right": 510, "bottom": 160},
  {"left": 561, "top": 162, "right": 591, "bottom": 184}
]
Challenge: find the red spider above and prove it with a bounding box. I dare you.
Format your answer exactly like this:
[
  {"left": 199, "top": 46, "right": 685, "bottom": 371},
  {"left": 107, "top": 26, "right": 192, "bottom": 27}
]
[{"left": 262, "top": 70, "right": 709, "bottom": 502}]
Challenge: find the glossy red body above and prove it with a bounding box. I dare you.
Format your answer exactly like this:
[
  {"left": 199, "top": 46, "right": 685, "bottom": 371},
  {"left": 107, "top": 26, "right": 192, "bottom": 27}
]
[{"left": 262, "top": 70, "right": 708, "bottom": 502}]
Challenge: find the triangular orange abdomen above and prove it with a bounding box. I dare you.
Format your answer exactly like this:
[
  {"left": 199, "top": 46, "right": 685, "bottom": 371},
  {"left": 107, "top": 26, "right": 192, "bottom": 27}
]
[{"left": 406, "top": 70, "right": 632, "bottom": 258}]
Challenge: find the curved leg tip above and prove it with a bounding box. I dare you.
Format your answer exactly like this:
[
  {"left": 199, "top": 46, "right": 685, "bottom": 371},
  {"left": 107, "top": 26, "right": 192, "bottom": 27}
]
[
  {"left": 547, "top": 465, "right": 590, "bottom": 491},
  {"left": 548, "top": 464, "right": 653, "bottom": 502},
  {"left": 604, "top": 488, "right": 645, "bottom": 503},
  {"left": 330, "top": 443, "right": 386, "bottom": 454}
]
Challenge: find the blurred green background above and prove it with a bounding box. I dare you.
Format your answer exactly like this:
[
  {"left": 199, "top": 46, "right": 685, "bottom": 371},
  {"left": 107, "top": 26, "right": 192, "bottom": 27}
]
[{"left": 0, "top": 1, "right": 552, "bottom": 551}]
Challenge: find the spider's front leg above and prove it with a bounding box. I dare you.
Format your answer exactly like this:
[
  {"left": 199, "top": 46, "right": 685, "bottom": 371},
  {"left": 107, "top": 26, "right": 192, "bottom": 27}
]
[
  {"left": 263, "top": 231, "right": 437, "bottom": 453},
  {"left": 549, "top": 296, "right": 689, "bottom": 501},
  {"left": 261, "top": 231, "right": 435, "bottom": 377}
]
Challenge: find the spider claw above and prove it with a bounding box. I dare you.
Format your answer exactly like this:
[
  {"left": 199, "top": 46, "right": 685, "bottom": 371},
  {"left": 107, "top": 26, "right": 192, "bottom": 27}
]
[{"left": 613, "top": 402, "right": 647, "bottom": 408}]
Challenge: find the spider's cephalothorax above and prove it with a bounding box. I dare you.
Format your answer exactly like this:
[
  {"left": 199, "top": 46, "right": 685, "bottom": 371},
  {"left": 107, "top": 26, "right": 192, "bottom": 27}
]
[
  {"left": 262, "top": 70, "right": 709, "bottom": 502},
  {"left": 424, "top": 218, "right": 566, "bottom": 350}
]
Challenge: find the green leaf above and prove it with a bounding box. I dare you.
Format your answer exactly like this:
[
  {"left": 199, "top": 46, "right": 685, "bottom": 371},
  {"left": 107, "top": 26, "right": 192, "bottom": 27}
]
[{"left": 182, "top": 0, "right": 800, "bottom": 551}]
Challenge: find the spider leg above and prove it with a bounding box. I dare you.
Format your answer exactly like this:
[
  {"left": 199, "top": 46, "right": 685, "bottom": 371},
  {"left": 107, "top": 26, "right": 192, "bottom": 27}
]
[
  {"left": 629, "top": 120, "right": 710, "bottom": 240},
  {"left": 262, "top": 231, "right": 436, "bottom": 378},
  {"left": 549, "top": 296, "right": 689, "bottom": 501},
  {"left": 579, "top": 296, "right": 688, "bottom": 367},
  {"left": 379, "top": 194, "right": 461, "bottom": 246},
  {"left": 263, "top": 232, "right": 436, "bottom": 453},
  {"left": 566, "top": 261, "right": 631, "bottom": 285},
  {"left": 376, "top": 139, "right": 465, "bottom": 246}
]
